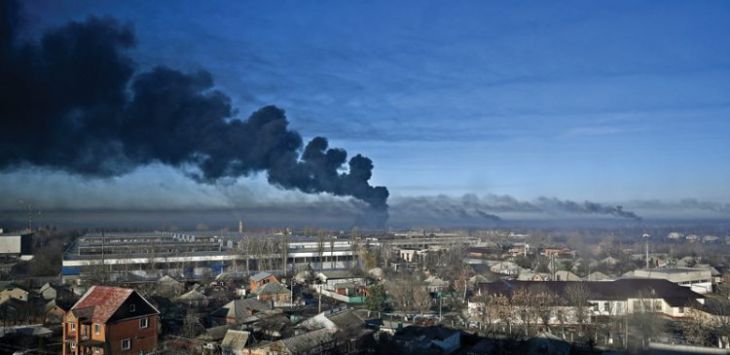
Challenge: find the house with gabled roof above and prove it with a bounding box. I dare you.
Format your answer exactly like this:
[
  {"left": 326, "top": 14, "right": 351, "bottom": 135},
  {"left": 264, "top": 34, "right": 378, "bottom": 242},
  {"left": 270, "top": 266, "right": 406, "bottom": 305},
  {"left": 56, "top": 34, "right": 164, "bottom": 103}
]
[
  {"left": 256, "top": 282, "right": 292, "bottom": 306},
  {"left": 212, "top": 298, "right": 272, "bottom": 325},
  {"left": 249, "top": 272, "right": 278, "bottom": 293},
  {"left": 62, "top": 286, "right": 160, "bottom": 355}
]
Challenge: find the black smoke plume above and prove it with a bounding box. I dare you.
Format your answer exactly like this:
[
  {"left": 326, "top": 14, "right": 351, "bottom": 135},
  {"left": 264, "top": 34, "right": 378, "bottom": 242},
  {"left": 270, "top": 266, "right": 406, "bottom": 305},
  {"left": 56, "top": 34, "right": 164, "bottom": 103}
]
[
  {"left": 391, "top": 194, "right": 642, "bottom": 224},
  {"left": 534, "top": 197, "right": 641, "bottom": 221},
  {"left": 0, "top": 1, "right": 388, "bottom": 225}
]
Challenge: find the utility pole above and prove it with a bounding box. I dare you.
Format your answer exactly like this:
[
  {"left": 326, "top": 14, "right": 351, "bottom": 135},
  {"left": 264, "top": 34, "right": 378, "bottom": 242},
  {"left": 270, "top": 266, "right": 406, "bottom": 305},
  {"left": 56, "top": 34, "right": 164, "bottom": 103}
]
[
  {"left": 290, "top": 276, "right": 294, "bottom": 310},
  {"left": 318, "top": 284, "right": 323, "bottom": 313},
  {"left": 642, "top": 233, "right": 651, "bottom": 269},
  {"left": 101, "top": 231, "right": 106, "bottom": 285}
]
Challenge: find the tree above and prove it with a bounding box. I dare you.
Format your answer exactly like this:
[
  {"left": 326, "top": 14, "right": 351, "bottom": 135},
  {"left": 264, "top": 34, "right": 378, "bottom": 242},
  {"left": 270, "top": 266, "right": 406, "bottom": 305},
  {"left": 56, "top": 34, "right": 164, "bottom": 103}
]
[
  {"left": 512, "top": 287, "right": 536, "bottom": 336},
  {"left": 530, "top": 284, "right": 558, "bottom": 330},
  {"left": 366, "top": 284, "right": 387, "bottom": 314},
  {"left": 412, "top": 286, "right": 433, "bottom": 315},
  {"left": 703, "top": 295, "right": 730, "bottom": 348},
  {"left": 682, "top": 309, "right": 712, "bottom": 346},
  {"left": 628, "top": 294, "right": 666, "bottom": 348},
  {"left": 386, "top": 275, "right": 432, "bottom": 316},
  {"left": 565, "top": 283, "right": 591, "bottom": 334},
  {"left": 317, "top": 233, "right": 326, "bottom": 271},
  {"left": 183, "top": 312, "right": 201, "bottom": 338}
]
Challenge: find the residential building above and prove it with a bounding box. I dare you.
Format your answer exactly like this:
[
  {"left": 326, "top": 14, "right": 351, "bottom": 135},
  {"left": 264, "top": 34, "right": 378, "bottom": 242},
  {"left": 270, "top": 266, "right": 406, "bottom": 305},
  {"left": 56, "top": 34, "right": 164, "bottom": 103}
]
[
  {"left": 63, "top": 286, "right": 160, "bottom": 355},
  {"left": 392, "top": 325, "right": 461, "bottom": 355},
  {"left": 212, "top": 298, "right": 272, "bottom": 325},
  {"left": 630, "top": 267, "right": 714, "bottom": 294},
  {"left": 540, "top": 247, "right": 575, "bottom": 258},
  {"left": 469, "top": 279, "right": 706, "bottom": 324},
  {"left": 249, "top": 272, "right": 278, "bottom": 293},
  {"left": 220, "top": 330, "right": 251, "bottom": 355},
  {"left": 0, "top": 284, "right": 29, "bottom": 302},
  {"left": 255, "top": 282, "right": 291, "bottom": 306},
  {"left": 554, "top": 270, "right": 582, "bottom": 281},
  {"left": 316, "top": 270, "right": 366, "bottom": 291},
  {"left": 247, "top": 328, "right": 337, "bottom": 355}
]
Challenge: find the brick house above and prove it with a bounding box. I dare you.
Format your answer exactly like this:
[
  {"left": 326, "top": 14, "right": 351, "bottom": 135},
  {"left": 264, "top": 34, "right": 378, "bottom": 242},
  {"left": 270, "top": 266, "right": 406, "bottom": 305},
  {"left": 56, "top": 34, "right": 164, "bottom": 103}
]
[
  {"left": 249, "top": 272, "right": 278, "bottom": 293},
  {"left": 63, "top": 286, "right": 160, "bottom": 355}
]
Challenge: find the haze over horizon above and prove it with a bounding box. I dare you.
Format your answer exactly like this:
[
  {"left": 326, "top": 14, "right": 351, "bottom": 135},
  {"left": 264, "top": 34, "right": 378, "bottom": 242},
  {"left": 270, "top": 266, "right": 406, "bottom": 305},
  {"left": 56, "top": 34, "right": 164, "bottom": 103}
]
[{"left": 2, "top": 0, "right": 730, "bottom": 227}]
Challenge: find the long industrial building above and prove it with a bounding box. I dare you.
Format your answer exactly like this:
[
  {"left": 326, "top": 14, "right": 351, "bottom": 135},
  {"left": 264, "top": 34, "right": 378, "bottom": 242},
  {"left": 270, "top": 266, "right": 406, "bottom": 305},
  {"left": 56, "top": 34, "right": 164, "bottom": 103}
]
[
  {"left": 62, "top": 232, "right": 360, "bottom": 283},
  {"left": 61, "top": 231, "right": 481, "bottom": 283}
]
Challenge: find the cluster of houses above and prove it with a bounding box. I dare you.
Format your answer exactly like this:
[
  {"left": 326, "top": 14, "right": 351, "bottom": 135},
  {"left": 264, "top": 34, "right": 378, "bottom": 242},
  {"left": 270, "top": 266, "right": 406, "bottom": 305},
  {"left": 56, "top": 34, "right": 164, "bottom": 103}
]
[
  {"left": 0, "top": 266, "right": 382, "bottom": 354},
  {"left": 1, "top": 229, "right": 729, "bottom": 353}
]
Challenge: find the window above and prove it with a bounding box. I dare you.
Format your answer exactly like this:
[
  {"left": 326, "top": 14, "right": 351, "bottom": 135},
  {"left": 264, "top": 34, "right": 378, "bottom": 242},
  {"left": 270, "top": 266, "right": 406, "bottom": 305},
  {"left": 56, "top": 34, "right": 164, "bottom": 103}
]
[
  {"left": 70, "top": 322, "right": 76, "bottom": 331},
  {"left": 121, "top": 338, "right": 131, "bottom": 350},
  {"left": 603, "top": 302, "right": 610, "bottom": 312},
  {"left": 678, "top": 307, "right": 685, "bottom": 313},
  {"left": 129, "top": 304, "right": 136, "bottom": 313},
  {"left": 94, "top": 324, "right": 100, "bottom": 334},
  {"left": 140, "top": 317, "right": 149, "bottom": 329},
  {"left": 654, "top": 300, "right": 662, "bottom": 311}
]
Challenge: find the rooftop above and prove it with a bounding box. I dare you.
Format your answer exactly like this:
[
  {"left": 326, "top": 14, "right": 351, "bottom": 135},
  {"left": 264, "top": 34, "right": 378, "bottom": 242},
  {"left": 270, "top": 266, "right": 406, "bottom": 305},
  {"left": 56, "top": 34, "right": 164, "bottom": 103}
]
[
  {"left": 478, "top": 279, "right": 704, "bottom": 307},
  {"left": 71, "top": 286, "right": 159, "bottom": 323}
]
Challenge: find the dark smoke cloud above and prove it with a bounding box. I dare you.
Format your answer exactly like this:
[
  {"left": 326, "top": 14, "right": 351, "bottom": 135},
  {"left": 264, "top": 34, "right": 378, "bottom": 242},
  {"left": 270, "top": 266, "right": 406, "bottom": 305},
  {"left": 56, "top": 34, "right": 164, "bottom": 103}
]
[
  {"left": 534, "top": 197, "right": 641, "bottom": 220},
  {"left": 389, "top": 194, "right": 502, "bottom": 228},
  {"left": 0, "top": 1, "right": 388, "bottom": 225},
  {"left": 391, "top": 194, "right": 642, "bottom": 224}
]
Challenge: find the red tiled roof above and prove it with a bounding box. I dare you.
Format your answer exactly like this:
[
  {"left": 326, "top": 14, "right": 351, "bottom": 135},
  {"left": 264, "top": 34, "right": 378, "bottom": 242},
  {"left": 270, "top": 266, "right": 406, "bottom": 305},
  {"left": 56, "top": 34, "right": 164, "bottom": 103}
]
[{"left": 70, "top": 286, "right": 134, "bottom": 323}]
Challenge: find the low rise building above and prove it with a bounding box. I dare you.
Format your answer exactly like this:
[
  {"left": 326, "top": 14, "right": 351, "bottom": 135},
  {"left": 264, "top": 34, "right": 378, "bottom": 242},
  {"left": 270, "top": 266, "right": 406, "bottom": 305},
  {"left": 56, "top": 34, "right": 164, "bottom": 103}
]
[
  {"left": 630, "top": 267, "right": 714, "bottom": 294},
  {"left": 0, "top": 231, "right": 33, "bottom": 259},
  {"left": 249, "top": 272, "right": 278, "bottom": 293},
  {"left": 63, "top": 286, "right": 160, "bottom": 355},
  {"left": 469, "top": 279, "right": 706, "bottom": 324}
]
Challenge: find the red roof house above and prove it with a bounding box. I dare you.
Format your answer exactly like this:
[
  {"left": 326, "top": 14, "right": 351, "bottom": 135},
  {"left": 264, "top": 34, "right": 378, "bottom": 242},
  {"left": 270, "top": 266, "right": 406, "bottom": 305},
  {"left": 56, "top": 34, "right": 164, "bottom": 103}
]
[{"left": 63, "top": 286, "right": 160, "bottom": 355}]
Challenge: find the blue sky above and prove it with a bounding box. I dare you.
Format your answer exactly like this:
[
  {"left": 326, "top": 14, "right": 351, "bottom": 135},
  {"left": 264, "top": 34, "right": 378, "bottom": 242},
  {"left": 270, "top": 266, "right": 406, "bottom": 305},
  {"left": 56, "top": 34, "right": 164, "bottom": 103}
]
[{"left": 12, "top": 0, "right": 730, "bottom": 207}]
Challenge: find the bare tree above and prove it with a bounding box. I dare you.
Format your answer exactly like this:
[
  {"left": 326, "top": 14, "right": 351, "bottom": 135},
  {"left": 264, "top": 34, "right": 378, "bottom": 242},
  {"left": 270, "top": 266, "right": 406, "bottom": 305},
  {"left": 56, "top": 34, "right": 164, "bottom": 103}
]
[
  {"left": 317, "top": 232, "right": 326, "bottom": 271},
  {"left": 682, "top": 309, "right": 712, "bottom": 346},
  {"left": 530, "top": 284, "right": 558, "bottom": 331},
  {"left": 281, "top": 231, "right": 289, "bottom": 276},
  {"left": 330, "top": 237, "right": 335, "bottom": 269},
  {"left": 412, "top": 285, "right": 433, "bottom": 315},
  {"left": 703, "top": 295, "right": 730, "bottom": 348},
  {"left": 386, "top": 274, "right": 432, "bottom": 316},
  {"left": 512, "top": 287, "right": 536, "bottom": 336},
  {"left": 628, "top": 293, "right": 666, "bottom": 348},
  {"left": 565, "top": 283, "right": 592, "bottom": 334}
]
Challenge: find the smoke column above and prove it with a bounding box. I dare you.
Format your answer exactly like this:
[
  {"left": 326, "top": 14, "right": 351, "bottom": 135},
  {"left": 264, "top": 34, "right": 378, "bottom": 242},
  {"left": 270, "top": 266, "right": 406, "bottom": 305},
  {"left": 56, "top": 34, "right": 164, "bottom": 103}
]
[{"left": 0, "top": 1, "right": 389, "bottom": 226}]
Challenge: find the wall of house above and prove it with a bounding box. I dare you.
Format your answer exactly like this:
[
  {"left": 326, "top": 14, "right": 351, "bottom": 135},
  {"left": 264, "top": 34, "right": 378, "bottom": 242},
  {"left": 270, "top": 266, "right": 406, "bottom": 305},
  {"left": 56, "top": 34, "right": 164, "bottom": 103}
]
[
  {"left": 250, "top": 275, "right": 278, "bottom": 292},
  {"left": 324, "top": 277, "right": 365, "bottom": 289},
  {"left": 106, "top": 315, "right": 158, "bottom": 354},
  {"left": 588, "top": 300, "right": 627, "bottom": 316}
]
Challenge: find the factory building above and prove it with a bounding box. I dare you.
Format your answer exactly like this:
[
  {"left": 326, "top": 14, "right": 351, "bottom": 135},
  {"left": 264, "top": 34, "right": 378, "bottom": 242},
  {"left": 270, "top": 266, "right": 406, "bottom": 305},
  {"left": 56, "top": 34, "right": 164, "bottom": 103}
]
[{"left": 61, "top": 232, "right": 359, "bottom": 283}]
